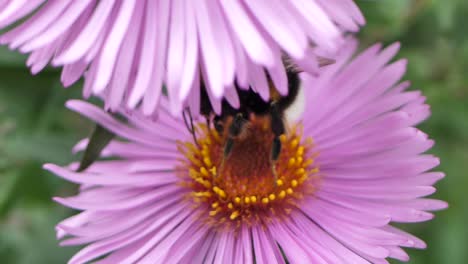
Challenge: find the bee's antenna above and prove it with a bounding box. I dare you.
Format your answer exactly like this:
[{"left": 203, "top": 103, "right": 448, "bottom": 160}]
[
  {"left": 282, "top": 53, "right": 303, "bottom": 74},
  {"left": 317, "top": 56, "right": 336, "bottom": 67},
  {"left": 282, "top": 52, "right": 336, "bottom": 74},
  {"left": 182, "top": 107, "right": 200, "bottom": 148},
  {"left": 206, "top": 117, "right": 211, "bottom": 130}
]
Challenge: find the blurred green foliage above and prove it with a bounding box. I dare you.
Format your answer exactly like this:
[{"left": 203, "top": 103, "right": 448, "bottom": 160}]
[
  {"left": 358, "top": 1, "right": 468, "bottom": 263},
  {"left": 0, "top": 0, "right": 466, "bottom": 263}
]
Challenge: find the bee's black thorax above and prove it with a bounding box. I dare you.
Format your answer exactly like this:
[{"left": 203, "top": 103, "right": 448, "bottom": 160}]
[{"left": 200, "top": 69, "right": 300, "bottom": 125}]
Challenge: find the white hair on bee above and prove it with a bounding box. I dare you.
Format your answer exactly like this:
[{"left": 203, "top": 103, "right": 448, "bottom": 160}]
[{"left": 284, "top": 80, "right": 305, "bottom": 125}]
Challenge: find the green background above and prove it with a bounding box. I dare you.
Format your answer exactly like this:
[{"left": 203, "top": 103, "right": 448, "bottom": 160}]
[{"left": 0, "top": 0, "right": 465, "bottom": 263}]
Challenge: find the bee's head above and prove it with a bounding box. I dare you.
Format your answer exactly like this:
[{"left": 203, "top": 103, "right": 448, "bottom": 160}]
[{"left": 215, "top": 113, "right": 253, "bottom": 142}]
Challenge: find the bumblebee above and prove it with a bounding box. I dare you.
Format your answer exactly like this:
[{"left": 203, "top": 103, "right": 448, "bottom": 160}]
[
  {"left": 182, "top": 56, "right": 336, "bottom": 183},
  {"left": 181, "top": 59, "right": 305, "bottom": 184}
]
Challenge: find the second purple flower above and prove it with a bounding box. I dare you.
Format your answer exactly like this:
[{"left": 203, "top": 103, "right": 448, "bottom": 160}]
[{"left": 0, "top": 0, "right": 364, "bottom": 116}]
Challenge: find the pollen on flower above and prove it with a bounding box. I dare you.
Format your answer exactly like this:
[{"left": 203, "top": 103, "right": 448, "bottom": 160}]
[{"left": 177, "top": 116, "right": 319, "bottom": 228}]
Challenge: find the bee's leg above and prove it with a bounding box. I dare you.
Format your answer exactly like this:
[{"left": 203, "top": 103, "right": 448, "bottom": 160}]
[
  {"left": 182, "top": 107, "right": 200, "bottom": 148},
  {"left": 216, "top": 137, "right": 231, "bottom": 180},
  {"left": 270, "top": 103, "right": 285, "bottom": 186},
  {"left": 216, "top": 113, "right": 246, "bottom": 178},
  {"left": 213, "top": 115, "right": 224, "bottom": 135},
  {"left": 206, "top": 116, "right": 211, "bottom": 130},
  {"left": 226, "top": 113, "right": 247, "bottom": 156}
]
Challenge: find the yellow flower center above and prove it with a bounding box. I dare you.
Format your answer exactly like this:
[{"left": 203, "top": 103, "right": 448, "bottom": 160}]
[{"left": 177, "top": 116, "right": 319, "bottom": 228}]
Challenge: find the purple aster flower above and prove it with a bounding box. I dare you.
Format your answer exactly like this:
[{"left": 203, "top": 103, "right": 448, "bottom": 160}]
[
  {"left": 0, "top": 0, "right": 364, "bottom": 116},
  {"left": 45, "top": 39, "right": 445, "bottom": 264}
]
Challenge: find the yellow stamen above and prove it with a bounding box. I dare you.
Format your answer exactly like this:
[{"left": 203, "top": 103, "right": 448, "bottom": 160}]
[
  {"left": 200, "top": 167, "right": 209, "bottom": 177},
  {"left": 291, "top": 180, "right": 298, "bottom": 187},
  {"left": 194, "top": 191, "right": 211, "bottom": 198},
  {"left": 250, "top": 196, "right": 257, "bottom": 203},
  {"left": 290, "top": 138, "right": 299, "bottom": 148},
  {"left": 296, "top": 157, "right": 303, "bottom": 165},
  {"left": 187, "top": 154, "right": 202, "bottom": 167},
  {"left": 209, "top": 208, "right": 221, "bottom": 216},
  {"left": 185, "top": 142, "right": 199, "bottom": 155},
  {"left": 209, "top": 166, "right": 217, "bottom": 176},
  {"left": 178, "top": 120, "right": 319, "bottom": 225},
  {"left": 276, "top": 179, "right": 284, "bottom": 186},
  {"left": 297, "top": 146, "right": 304, "bottom": 156},
  {"left": 279, "top": 190, "right": 286, "bottom": 199},
  {"left": 201, "top": 147, "right": 209, "bottom": 157},
  {"left": 230, "top": 211, "right": 240, "bottom": 220},
  {"left": 189, "top": 168, "right": 200, "bottom": 179},
  {"left": 295, "top": 168, "right": 305, "bottom": 176},
  {"left": 203, "top": 157, "right": 212, "bottom": 167}
]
